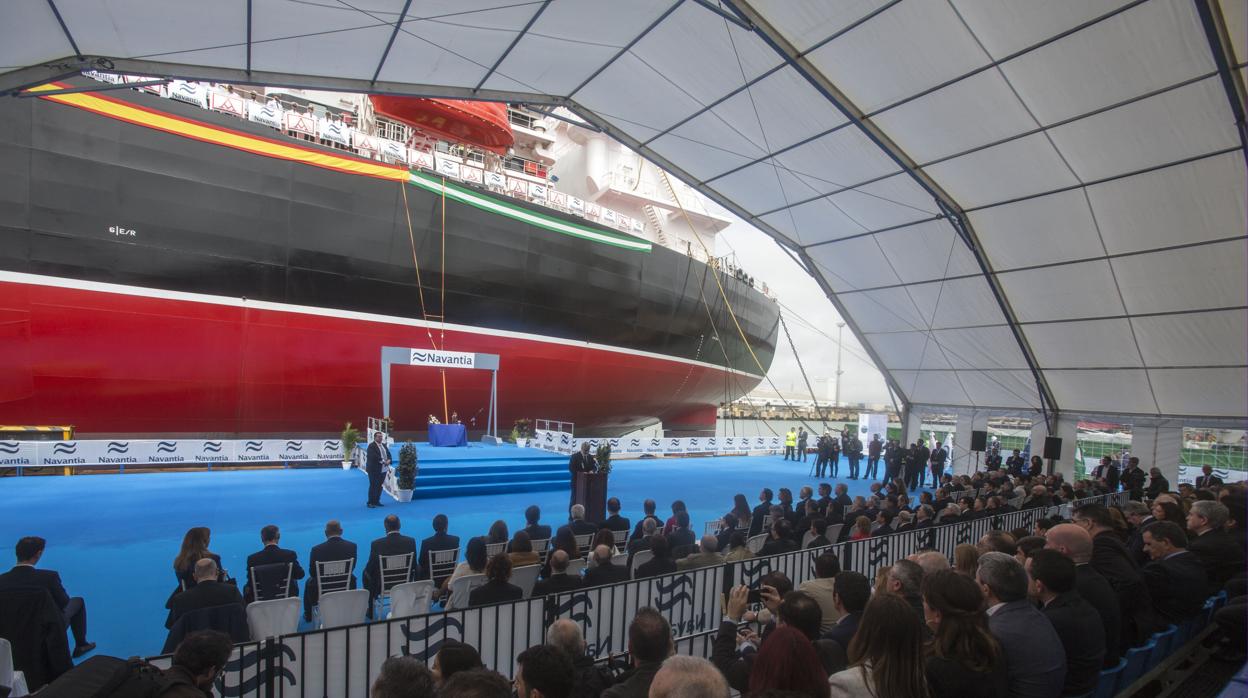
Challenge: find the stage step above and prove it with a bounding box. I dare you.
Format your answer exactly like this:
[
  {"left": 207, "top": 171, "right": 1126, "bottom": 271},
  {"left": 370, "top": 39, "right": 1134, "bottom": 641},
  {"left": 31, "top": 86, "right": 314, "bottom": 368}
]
[
  {"left": 416, "top": 462, "right": 568, "bottom": 478},
  {"left": 384, "top": 443, "right": 571, "bottom": 499},
  {"left": 413, "top": 478, "right": 570, "bottom": 499}
]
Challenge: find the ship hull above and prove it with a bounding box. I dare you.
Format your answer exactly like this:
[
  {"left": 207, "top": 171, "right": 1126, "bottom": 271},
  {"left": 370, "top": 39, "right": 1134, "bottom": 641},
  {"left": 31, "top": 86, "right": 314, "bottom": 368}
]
[{"left": 0, "top": 79, "right": 777, "bottom": 436}]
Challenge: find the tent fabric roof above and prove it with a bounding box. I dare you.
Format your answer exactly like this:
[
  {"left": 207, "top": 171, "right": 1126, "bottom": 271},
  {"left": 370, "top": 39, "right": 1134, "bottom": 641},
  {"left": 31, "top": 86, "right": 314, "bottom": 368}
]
[{"left": 3, "top": 0, "right": 1245, "bottom": 420}]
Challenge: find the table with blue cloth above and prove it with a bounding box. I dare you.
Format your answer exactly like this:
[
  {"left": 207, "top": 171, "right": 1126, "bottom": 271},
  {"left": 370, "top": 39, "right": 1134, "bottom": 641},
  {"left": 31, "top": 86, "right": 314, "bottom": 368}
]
[{"left": 428, "top": 423, "right": 468, "bottom": 447}]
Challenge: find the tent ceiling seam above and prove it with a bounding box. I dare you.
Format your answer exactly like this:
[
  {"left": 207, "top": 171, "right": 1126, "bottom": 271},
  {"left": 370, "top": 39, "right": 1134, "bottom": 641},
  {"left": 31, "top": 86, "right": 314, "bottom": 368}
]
[{"left": 472, "top": 0, "right": 552, "bottom": 93}]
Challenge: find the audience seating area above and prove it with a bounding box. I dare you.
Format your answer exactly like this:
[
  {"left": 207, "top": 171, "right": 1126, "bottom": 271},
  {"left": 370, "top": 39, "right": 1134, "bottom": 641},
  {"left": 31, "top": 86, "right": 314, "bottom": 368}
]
[{"left": 5, "top": 466, "right": 1245, "bottom": 698}]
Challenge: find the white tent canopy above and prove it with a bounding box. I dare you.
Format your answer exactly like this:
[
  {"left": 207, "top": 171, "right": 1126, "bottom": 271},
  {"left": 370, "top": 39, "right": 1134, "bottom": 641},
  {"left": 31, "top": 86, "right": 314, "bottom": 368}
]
[{"left": 3, "top": 0, "right": 1245, "bottom": 422}]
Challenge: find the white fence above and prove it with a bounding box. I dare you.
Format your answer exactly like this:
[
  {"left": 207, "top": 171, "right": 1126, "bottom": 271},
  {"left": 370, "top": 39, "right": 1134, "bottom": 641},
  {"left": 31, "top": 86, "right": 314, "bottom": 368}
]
[{"left": 0, "top": 438, "right": 344, "bottom": 468}]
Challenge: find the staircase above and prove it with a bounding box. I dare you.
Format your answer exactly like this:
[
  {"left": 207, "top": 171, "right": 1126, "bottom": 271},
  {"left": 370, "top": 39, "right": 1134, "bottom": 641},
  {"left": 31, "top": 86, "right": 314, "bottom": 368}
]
[
  {"left": 388, "top": 443, "right": 568, "bottom": 499},
  {"left": 642, "top": 204, "right": 669, "bottom": 247}
]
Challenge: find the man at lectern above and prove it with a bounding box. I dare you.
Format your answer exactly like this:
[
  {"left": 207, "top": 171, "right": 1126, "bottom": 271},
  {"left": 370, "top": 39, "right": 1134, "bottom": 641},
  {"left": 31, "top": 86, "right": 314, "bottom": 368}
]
[
  {"left": 365, "top": 431, "right": 390, "bottom": 508},
  {"left": 568, "top": 441, "right": 597, "bottom": 511}
]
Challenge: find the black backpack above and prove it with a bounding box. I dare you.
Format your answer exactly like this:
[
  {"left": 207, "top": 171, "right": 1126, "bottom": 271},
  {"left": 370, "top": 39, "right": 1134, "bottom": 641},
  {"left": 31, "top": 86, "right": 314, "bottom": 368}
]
[{"left": 35, "top": 655, "right": 192, "bottom": 697}]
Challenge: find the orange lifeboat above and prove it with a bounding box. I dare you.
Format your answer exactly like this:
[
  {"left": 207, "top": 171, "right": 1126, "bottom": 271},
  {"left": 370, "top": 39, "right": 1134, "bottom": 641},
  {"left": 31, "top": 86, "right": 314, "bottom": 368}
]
[{"left": 369, "top": 96, "right": 514, "bottom": 155}]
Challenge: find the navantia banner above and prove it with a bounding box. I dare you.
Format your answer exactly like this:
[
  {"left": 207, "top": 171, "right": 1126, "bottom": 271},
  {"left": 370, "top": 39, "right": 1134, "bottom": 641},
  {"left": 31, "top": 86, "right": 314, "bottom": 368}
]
[
  {"left": 409, "top": 349, "right": 476, "bottom": 369},
  {"left": 0, "top": 439, "right": 348, "bottom": 468}
]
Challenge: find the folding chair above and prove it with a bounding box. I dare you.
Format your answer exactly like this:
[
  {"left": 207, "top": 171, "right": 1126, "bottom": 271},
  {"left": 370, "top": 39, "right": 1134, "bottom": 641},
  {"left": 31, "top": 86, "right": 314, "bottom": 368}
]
[
  {"left": 0, "top": 637, "right": 29, "bottom": 698},
  {"left": 446, "top": 574, "right": 486, "bottom": 610},
  {"left": 427, "top": 548, "right": 460, "bottom": 586},
  {"left": 611, "top": 529, "right": 630, "bottom": 553},
  {"left": 760, "top": 515, "right": 773, "bottom": 532},
  {"left": 249, "top": 562, "right": 293, "bottom": 601},
  {"left": 511, "top": 565, "right": 541, "bottom": 598},
  {"left": 315, "top": 558, "right": 355, "bottom": 597},
  {"left": 246, "top": 597, "right": 301, "bottom": 640},
  {"left": 704, "top": 521, "right": 721, "bottom": 536},
  {"left": 374, "top": 552, "right": 415, "bottom": 617},
  {"left": 800, "top": 531, "right": 816, "bottom": 548},
  {"left": 565, "top": 558, "right": 587, "bottom": 577},
  {"left": 388, "top": 581, "right": 435, "bottom": 619},
  {"left": 574, "top": 534, "right": 594, "bottom": 552},
  {"left": 531, "top": 538, "right": 551, "bottom": 563},
  {"left": 629, "top": 550, "right": 654, "bottom": 579},
  {"left": 825, "top": 524, "right": 844, "bottom": 544},
  {"left": 318, "top": 589, "right": 369, "bottom": 629},
  {"left": 484, "top": 541, "right": 507, "bottom": 558},
  {"left": 746, "top": 534, "right": 768, "bottom": 554}
]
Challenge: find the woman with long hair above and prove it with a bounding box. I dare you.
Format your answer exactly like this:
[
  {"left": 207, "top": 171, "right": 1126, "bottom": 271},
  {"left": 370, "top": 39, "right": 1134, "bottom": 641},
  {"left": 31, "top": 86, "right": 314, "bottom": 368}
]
[
  {"left": 541, "top": 527, "right": 580, "bottom": 578},
  {"left": 664, "top": 500, "right": 687, "bottom": 535},
  {"left": 442, "top": 536, "right": 488, "bottom": 596},
  {"left": 591, "top": 528, "right": 616, "bottom": 552},
  {"left": 849, "top": 516, "right": 872, "bottom": 541},
  {"left": 747, "top": 624, "right": 829, "bottom": 697},
  {"left": 953, "top": 544, "right": 979, "bottom": 577},
  {"left": 507, "top": 531, "right": 540, "bottom": 568},
  {"left": 828, "top": 593, "right": 929, "bottom": 697},
  {"left": 922, "top": 570, "right": 1008, "bottom": 697},
  {"left": 733, "top": 493, "right": 751, "bottom": 520},
  {"left": 172, "top": 526, "right": 223, "bottom": 589},
  {"left": 486, "top": 519, "right": 509, "bottom": 545}
]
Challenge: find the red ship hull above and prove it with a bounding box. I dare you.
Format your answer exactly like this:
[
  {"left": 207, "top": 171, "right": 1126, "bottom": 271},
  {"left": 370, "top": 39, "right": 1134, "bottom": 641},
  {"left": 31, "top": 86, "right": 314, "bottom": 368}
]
[{"left": 0, "top": 273, "right": 741, "bottom": 437}]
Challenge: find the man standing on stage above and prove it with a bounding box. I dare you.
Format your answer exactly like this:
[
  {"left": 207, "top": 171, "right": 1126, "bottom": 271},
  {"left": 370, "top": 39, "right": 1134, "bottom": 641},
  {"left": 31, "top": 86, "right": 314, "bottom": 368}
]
[
  {"left": 866, "top": 434, "right": 882, "bottom": 480},
  {"left": 365, "top": 431, "right": 390, "bottom": 508},
  {"left": 1006, "top": 448, "right": 1026, "bottom": 477},
  {"left": 797, "top": 428, "right": 808, "bottom": 463},
  {"left": 568, "top": 441, "right": 597, "bottom": 511},
  {"left": 928, "top": 441, "right": 948, "bottom": 488},
  {"left": 847, "top": 434, "right": 863, "bottom": 479}
]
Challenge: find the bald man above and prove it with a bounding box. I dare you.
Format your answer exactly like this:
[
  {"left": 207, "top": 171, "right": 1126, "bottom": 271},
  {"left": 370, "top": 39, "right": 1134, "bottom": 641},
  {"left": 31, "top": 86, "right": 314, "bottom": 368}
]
[
  {"left": 677, "top": 536, "right": 725, "bottom": 571},
  {"left": 650, "top": 656, "right": 729, "bottom": 698},
  {"left": 1045, "top": 524, "right": 1121, "bottom": 665},
  {"left": 547, "top": 619, "right": 613, "bottom": 696},
  {"left": 909, "top": 550, "right": 951, "bottom": 578},
  {"left": 583, "top": 545, "right": 628, "bottom": 587}
]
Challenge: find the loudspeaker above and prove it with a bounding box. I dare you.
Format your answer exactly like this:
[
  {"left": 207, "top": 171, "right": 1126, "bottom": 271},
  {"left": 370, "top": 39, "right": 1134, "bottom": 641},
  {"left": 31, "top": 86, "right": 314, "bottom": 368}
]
[
  {"left": 970, "top": 430, "right": 988, "bottom": 452},
  {"left": 1043, "top": 436, "right": 1063, "bottom": 460}
]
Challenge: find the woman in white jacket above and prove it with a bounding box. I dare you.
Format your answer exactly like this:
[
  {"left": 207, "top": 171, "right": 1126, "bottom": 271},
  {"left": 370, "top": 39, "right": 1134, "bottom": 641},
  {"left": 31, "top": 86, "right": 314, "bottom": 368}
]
[{"left": 827, "top": 592, "right": 929, "bottom": 697}]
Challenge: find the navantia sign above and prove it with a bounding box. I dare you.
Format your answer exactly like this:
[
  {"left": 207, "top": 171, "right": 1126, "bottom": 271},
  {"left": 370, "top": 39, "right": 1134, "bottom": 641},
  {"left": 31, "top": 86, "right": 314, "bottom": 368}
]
[{"left": 409, "top": 349, "right": 475, "bottom": 369}]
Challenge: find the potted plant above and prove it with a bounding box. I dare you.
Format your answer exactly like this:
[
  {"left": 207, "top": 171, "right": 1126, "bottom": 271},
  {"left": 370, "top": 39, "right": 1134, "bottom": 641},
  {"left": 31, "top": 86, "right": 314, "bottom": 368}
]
[
  {"left": 596, "top": 441, "right": 612, "bottom": 475},
  {"left": 341, "top": 422, "right": 360, "bottom": 469},
  {"left": 393, "top": 441, "right": 418, "bottom": 502},
  {"left": 512, "top": 418, "right": 532, "bottom": 446}
]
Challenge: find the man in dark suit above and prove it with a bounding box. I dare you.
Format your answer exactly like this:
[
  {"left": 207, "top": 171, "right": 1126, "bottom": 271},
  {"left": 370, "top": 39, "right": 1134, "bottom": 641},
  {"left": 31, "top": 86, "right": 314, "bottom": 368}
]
[
  {"left": 244, "top": 524, "right": 304, "bottom": 604},
  {"left": 567, "top": 504, "right": 599, "bottom": 537},
  {"left": 467, "top": 555, "right": 523, "bottom": 607},
  {"left": 417, "top": 514, "right": 458, "bottom": 584},
  {"left": 667, "top": 511, "right": 696, "bottom": 552},
  {"left": 1186, "top": 500, "right": 1243, "bottom": 593},
  {"left": 1119, "top": 458, "right": 1147, "bottom": 500},
  {"left": 1122, "top": 501, "right": 1155, "bottom": 567},
  {"left": 602, "top": 497, "right": 631, "bottom": 536},
  {"left": 365, "top": 431, "right": 390, "bottom": 508},
  {"left": 1141, "top": 521, "right": 1208, "bottom": 624},
  {"left": 1027, "top": 550, "right": 1104, "bottom": 696},
  {"left": 821, "top": 571, "right": 868, "bottom": 649},
  {"left": 865, "top": 435, "right": 882, "bottom": 480},
  {"left": 846, "top": 436, "right": 863, "bottom": 479},
  {"left": 521, "top": 505, "right": 552, "bottom": 542},
  {"left": 567, "top": 442, "right": 596, "bottom": 511},
  {"left": 582, "top": 546, "right": 628, "bottom": 588},
  {"left": 630, "top": 499, "right": 663, "bottom": 542},
  {"left": 1005, "top": 449, "right": 1025, "bottom": 477},
  {"left": 749, "top": 488, "right": 774, "bottom": 537},
  {"left": 1044, "top": 523, "right": 1122, "bottom": 666},
  {"left": 1071, "top": 504, "right": 1156, "bottom": 648},
  {"left": 832, "top": 484, "right": 852, "bottom": 517},
  {"left": 365, "top": 515, "right": 419, "bottom": 615},
  {"left": 0, "top": 536, "right": 95, "bottom": 657},
  {"left": 927, "top": 442, "right": 947, "bottom": 489},
  {"left": 1145, "top": 468, "right": 1170, "bottom": 500},
  {"left": 815, "top": 483, "right": 833, "bottom": 520},
  {"left": 167, "top": 559, "right": 244, "bottom": 629},
  {"left": 1196, "top": 465, "right": 1224, "bottom": 490},
  {"left": 304, "top": 519, "right": 357, "bottom": 622},
  {"left": 977, "top": 552, "right": 1066, "bottom": 698},
  {"left": 759, "top": 519, "right": 798, "bottom": 556},
  {"left": 806, "top": 519, "right": 831, "bottom": 549},
  {"left": 531, "top": 550, "right": 583, "bottom": 596}
]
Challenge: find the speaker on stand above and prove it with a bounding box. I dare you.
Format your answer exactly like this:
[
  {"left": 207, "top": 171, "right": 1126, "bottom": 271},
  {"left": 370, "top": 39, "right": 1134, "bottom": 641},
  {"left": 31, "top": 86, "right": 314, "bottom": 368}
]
[
  {"left": 1043, "top": 436, "right": 1063, "bottom": 476},
  {"left": 970, "top": 430, "right": 987, "bottom": 473}
]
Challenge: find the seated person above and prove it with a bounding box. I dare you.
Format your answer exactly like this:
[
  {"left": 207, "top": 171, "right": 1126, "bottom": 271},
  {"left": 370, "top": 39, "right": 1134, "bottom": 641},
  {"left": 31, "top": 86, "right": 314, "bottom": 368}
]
[
  {"left": 714, "top": 513, "right": 739, "bottom": 552},
  {"left": 602, "top": 497, "right": 631, "bottom": 536},
  {"left": 0, "top": 536, "right": 95, "bottom": 658},
  {"left": 724, "top": 532, "right": 754, "bottom": 562},
  {"left": 677, "top": 536, "right": 724, "bottom": 571},
  {"left": 759, "top": 519, "right": 798, "bottom": 556},
  {"left": 365, "top": 515, "right": 419, "bottom": 615},
  {"left": 441, "top": 537, "right": 488, "bottom": 600},
  {"left": 244, "top": 524, "right": 304, "bottom": 603},
  {"left": 531, "top": 550, "right": 583, "bottom": 596},
  {"left": 521, "top": 505, "right": 552, "bottom": 543},
  {"left": 418, "top": 514, "right": 459, "bottom": 585},
  {"left": 468, "top": 554, "right": 523, "bottom": 607},
  {"left": 583, "top": 545, "right": 629, "bottom": 587},
  {"left": 806, "top": 519, "right": 831, "bottom": 548},
  {"left": 568, "top": 505, "right": 599, "bottom": 537},
  {"left": 167, "top": 558, "right": 244, "bottom": 629},
  {"left": 304, "top": 519, "right": 357, "bottom": 622},
  {"left": 1141, "top": 521, "right": 1208, "bottom": 624},
  {"left": 636, "top": 535, "right": 677, "bottom": 578},
  {"left": 507, "top": 531, "right": 541, "bottom": 569},
  {"left": 667, "top": 511, "right": 696, "bottom": 552},
  {"left": 163, "top": 631, "right": 235, "bottom": 695}
]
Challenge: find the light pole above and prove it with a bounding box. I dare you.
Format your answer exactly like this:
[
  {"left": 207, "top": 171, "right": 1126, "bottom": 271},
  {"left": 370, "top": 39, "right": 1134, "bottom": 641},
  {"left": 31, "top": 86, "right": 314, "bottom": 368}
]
[{"left": 834, "top": 322, "right": 845, "bottom": 407}]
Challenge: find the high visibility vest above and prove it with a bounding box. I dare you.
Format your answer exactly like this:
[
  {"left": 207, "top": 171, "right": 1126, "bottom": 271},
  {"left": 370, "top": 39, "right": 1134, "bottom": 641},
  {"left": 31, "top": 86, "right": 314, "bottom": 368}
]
[{"left": 785, "top": 432, "right": 797, "bottom": 447}]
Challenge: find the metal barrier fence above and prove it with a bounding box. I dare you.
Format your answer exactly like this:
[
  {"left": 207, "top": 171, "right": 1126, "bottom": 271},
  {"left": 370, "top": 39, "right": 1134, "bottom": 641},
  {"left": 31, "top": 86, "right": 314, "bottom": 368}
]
[{"left": 148, "top": 491, "right": 1128, "bottom": 697}]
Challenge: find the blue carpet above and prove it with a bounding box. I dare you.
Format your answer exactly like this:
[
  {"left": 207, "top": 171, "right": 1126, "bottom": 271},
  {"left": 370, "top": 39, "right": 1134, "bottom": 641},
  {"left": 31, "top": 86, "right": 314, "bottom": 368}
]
[
  {"left": 0, "top": 451, "right": 904, "bottom": 659},
  {"left": 386, "top": 442, "right": 569, "bottom": 498}
]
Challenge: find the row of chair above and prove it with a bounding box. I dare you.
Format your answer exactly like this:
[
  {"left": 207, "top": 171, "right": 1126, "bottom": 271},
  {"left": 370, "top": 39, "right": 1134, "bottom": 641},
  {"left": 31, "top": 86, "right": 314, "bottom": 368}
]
[{"left": 1082, "top": 591, "right": 1229, "bottom": 698}]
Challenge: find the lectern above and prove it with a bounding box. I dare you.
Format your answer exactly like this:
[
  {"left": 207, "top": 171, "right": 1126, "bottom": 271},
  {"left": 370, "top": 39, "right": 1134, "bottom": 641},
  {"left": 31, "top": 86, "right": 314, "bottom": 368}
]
[{"left": 573, "top": 471, "right": 609, "bottom": 523}]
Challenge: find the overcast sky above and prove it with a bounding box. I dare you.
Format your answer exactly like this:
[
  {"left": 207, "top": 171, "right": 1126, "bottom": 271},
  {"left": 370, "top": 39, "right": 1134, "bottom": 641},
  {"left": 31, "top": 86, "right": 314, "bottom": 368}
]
[{"left": 715, "top": 217, "right": 894, "bottom": 408}]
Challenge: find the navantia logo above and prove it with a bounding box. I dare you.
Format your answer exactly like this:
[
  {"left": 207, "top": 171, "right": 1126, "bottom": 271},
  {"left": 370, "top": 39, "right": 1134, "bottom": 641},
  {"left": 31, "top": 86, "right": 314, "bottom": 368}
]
[
  {"left": 106, "top": 441, "right": 130, "bottom": 454},
  {"left": 156, "top": 441, "right": 178, "bottom": 453},
  {"left": 244, "top": 441, "right": 264, "bottom": 452},
  {"left": 202, "top": 441, "right": 224, "bottom": 453},
  {"left": 52, "top": 442, "right": 78, "bottom": 455},
  {"left": 0, "top": 443, "right": 19, "bottom": 454},
  {"left": 285, "top": 440, "right": 303, "bottom": 451}
]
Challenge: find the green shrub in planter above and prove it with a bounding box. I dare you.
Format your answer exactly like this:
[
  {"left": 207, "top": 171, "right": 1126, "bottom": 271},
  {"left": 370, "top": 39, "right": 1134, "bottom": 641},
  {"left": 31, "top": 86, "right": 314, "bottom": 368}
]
[
  {"left": 397, "top": 442, "right": 418, "bottom": 490},
  {"left": 341, "top": 422, "right": 361, "bottom": 460}
]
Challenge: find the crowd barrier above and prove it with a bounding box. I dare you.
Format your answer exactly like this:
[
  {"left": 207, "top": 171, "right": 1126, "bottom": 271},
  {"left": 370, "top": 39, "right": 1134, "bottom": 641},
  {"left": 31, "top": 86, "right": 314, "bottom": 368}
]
[
  {"left": 0, "top": 438, "right": 345, "bottom": 468},
  {"left": 144, "top": 490, "right": 1129, "bottom": 697},
  {"left": 532, "top": 429, "right": 783, "bottom": 456}
]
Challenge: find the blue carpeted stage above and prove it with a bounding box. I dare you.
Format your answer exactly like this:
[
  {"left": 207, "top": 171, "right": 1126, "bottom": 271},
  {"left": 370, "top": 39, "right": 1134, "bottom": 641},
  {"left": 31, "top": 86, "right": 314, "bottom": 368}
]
[
  {"left": 386, "top": 442, "right": 569, "bottom": 498},
  {"left": 0, "top": 446, "right": 911, "bottom": 660}
]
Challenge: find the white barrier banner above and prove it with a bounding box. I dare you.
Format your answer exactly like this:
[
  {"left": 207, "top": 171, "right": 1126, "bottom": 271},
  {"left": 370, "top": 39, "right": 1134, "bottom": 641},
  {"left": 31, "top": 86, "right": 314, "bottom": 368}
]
[
  {"left": 248, "top": 100, "right": 284, "bottom": 129},
  {"left": 168, "top": 80, "right": 208, "bottom": 108},
  {"left": 410, "top": 149, "right": 435, "bottom": 170},
  {"left": 485, "top": 171, "right": 507, "bottom": 188},
  {"left": 235, "top": 440, "right": 283, "bottom": 463},
  {"left": 0, "top": 441, "right": 37, "bottom": 466},
  {"left": 317, "top": 119, "right": 352, "bottom": 147},
  {"left": 209, "top": 90, "right": 246, "bottom": 118},
  {"left": 435, "top": 156, "right": 462, "bottom": 179},
  {"left": 1178, "top": 464, "right": 1246, "bottom": 485},
  {"left": 380, "top": 139, "right": 407, "bottom": 162},
  {"left": 461, "top": 165, "right": 484, "bottom": 185},
  {"left": 282, "top": 110, "right": 317, "bottom": 137}
]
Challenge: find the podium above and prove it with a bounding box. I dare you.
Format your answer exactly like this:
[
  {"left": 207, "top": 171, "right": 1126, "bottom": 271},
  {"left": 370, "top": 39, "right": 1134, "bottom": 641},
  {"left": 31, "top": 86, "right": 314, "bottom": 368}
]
[{"left": 573, "top": 471, "right": 609, "bottom": 523}]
